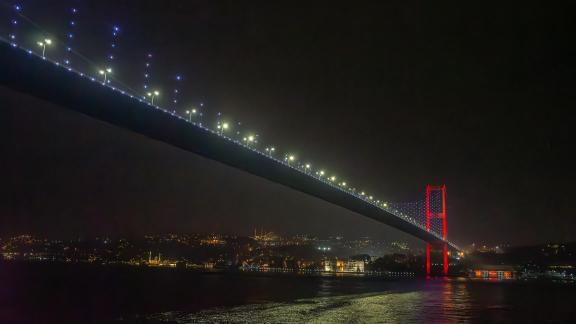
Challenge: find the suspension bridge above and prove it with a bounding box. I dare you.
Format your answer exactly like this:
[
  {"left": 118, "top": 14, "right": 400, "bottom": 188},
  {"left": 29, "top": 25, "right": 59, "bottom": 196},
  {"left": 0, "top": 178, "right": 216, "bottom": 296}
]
[{"left": 0, "top": 4, "right": 460, "bottom": 275}]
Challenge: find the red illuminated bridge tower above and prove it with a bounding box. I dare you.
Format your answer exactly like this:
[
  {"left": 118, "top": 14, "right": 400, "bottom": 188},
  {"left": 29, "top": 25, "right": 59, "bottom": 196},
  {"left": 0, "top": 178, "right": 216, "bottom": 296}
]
[{"left": 426, "top": 184, "right": 448, "bottom": 276}]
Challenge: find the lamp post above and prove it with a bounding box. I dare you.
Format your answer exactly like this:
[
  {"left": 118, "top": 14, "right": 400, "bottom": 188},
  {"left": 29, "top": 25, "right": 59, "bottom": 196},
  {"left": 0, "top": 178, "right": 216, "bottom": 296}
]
[
  {"left": 185, "top": 108, "right": 197, "bottom": 122},
  {"left": 243, "top": 134, "right": 257, "bottom": 146},
  {"left": 37, "top": 38, "right": 52, "bottom": 57},
  {"left": 265, "top": 147, "right": 275, "bottom": 156},
  {"left": 98, "top": 67, "right": 112, "bottom": 84},
  {"left": 285, "top": 154, "right": 296, "bottom": 164},
  {"left": 244, "top": 135, "right": 253, "bottom": 142},
  {"left": 147, "top": 90, "right": 160, "bottom": 105},
  {"left": 217, "top": 122, "right": 229, "bottom": 135}
]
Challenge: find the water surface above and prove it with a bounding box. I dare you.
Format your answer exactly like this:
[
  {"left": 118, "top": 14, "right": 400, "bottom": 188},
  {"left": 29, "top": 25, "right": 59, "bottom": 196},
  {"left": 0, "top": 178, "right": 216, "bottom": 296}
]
[{"left": 0, "top": 262, "right": 574, "bottom": 323}]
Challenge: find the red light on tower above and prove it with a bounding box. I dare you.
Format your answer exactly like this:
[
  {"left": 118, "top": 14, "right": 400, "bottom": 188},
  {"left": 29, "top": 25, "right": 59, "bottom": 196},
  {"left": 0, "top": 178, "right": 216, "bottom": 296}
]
[{"left": 425, "top": 184, "right": 448, "bottom": 276}]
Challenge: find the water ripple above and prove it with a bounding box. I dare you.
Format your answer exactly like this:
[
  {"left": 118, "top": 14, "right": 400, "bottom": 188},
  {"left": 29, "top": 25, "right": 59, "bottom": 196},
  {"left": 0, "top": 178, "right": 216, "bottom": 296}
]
[{"left": 148, "top": 282, "right": 475, "bottom": 323}]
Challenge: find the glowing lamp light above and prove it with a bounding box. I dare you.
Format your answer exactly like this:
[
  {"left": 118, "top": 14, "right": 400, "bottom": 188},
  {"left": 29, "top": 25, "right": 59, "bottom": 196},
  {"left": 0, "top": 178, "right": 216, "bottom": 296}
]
[
  {"left": 98, "top": 67, "right": 112, "bottom": 84},
  {"left": 37, "top": 38, "right": 52, "bottom": 57},
  {"left": 217, "top": 122, "right": 230, "bottom": 134},
  {"left": 186, "top": 109, "right": 197, "bottom": 117},
  {"left": 147, "top": 90, "right": 160, "bottom": 105},
  {"left": 265, "top": 147, "right": 276, "bottom": 155}
]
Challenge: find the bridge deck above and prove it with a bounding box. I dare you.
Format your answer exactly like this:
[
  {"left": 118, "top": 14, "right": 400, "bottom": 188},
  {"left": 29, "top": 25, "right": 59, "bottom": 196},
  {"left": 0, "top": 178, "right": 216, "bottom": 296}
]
[{"left": 0, "top": 42, "right": 457, "bottom": 250}]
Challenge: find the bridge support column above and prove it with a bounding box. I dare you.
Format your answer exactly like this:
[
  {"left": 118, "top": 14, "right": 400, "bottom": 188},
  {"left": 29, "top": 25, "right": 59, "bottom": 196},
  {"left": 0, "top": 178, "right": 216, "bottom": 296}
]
[
  {"left": 443, "top": 243, "right": 448, "bottom": 275},
  {"left": 426, "top": 243, "right": 431, "bottom": 275},
  {"left": 425, "top": 185, "right": 449, "bottom": 276}
]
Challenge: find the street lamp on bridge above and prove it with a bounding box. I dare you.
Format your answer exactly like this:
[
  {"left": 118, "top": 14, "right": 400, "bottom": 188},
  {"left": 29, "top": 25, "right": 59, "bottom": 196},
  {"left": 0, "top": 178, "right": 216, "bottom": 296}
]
[
  {"left": 37, "top": 38, "right": 52, "bottom": 57},
  {"left": 285, "top": 154, "right": 296, "bottom": 163},
  {"left": 98, "top": 67, "right": 112, "bottom": 84},
  {"left": 265, "top": 146, "right": 276, "bottom": 156},
  {"left": 147, "top": 90, "right": 160, "bottom": 105},
  {"left": 243, "top": 134, "right": 256, "bottom": 146},
  {"left": 217, "top": 121, "right": 229, "bottom": 135},
  {"left": 185, "top": 108, "right": 197, "bottom": 122}
]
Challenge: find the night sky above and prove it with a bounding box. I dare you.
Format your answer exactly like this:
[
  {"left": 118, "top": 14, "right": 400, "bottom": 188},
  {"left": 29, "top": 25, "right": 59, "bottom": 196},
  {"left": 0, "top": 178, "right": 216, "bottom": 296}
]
[{"left": 1, "top": 0, "right": 575, "bottom": 245}]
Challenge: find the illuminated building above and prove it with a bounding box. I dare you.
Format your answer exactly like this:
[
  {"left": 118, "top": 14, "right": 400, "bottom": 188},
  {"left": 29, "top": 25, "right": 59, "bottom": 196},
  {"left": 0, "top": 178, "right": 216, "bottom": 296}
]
[
  {"left": 343, "top": 260, "right": 365, "bottom": 273},
  {"left": 200, "top": 235, "right": 226, "bottom": 246},
  {"left": 322, "top": 258, "right": 366, "bottom": 273},
  {"left": 251, "top": 228, "right": 280, "bottom": 246},
  {"left": 147, "top": 251, "right": 177, "bottom": 268},
  {"left": 471, "top": 265, "right": 515, "bottom": 279}
]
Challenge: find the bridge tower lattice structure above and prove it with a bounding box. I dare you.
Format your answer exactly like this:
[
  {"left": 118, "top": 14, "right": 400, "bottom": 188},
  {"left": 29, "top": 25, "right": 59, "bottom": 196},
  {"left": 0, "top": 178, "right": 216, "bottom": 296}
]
[
  {"left": 389, "top": 185, "right": 449, "bottom": 276},
  {"left": 425, "top": 184, "right": 448, "bottom": 276}
]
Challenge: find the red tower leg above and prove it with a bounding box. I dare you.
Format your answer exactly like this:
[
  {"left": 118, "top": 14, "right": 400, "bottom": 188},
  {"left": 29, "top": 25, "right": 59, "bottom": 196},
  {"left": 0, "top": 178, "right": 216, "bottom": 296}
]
[
  {"left": 425, "top": 185, "right": 431, "bottom": 276},
  {"left": 442, "top": 185, "right": 448, "bottom": 276},
  {"left": 425, "top": 185, "right": 448, "bottom": 276},
  {"left": 443, "top": 243, "right": 448, "bottom": 275},
  {"left": 426, "top": 243, "right": 431, "bottom": 275}
]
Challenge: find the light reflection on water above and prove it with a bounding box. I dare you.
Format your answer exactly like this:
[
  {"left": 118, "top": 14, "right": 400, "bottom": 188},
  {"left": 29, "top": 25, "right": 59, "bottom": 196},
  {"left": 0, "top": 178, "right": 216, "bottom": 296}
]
[{"left": 149, "top": 280, "right": 475, "bottom": 323}]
